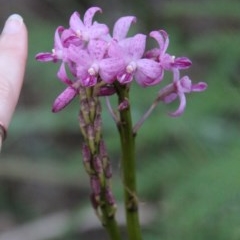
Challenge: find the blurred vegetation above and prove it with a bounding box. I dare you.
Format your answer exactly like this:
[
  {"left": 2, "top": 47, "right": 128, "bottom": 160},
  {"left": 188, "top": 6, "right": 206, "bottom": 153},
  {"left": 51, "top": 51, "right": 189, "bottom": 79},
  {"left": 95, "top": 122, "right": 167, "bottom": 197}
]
[{"left": 1, "top": 0, "right": 240, "bottom": 239}]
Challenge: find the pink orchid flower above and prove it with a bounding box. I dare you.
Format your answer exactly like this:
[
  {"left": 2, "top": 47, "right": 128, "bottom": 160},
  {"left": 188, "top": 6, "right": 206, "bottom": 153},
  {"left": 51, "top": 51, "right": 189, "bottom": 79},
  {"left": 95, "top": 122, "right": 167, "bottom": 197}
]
[
  {"left": 158, "top": 69, "right": 207, "bottom": 117},
  {"left": 67, "top": 38, "right": 118, "bottom": 86},
  {"left": 107, "top": 34, "right": 163, "bottom": 86},
  {"left": 35, "top": 27, "right": 69, "bottom": 63},
  {"left": 69, "top": 7, "right": 109, "bottom": 42},
  {"left": 149, "top": 30, "right": 192, "bottom": 70}
]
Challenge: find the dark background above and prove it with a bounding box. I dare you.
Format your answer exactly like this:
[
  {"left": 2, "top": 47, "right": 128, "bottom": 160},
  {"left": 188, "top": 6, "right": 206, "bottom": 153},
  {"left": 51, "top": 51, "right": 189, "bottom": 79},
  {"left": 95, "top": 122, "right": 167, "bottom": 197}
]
[{"left": 1, "top": 0, "right": 240, "bottom": 239}]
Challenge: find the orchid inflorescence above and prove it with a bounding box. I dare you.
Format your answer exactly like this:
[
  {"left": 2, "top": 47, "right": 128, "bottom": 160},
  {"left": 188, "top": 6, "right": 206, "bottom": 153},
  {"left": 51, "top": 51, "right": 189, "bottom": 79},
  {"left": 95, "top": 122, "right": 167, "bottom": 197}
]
[
  {"left": 36, "top": 6, "right": 207, "bottom": 117},
  {"left": 36, "top": 6, "right": 208, "bottom": 239}
]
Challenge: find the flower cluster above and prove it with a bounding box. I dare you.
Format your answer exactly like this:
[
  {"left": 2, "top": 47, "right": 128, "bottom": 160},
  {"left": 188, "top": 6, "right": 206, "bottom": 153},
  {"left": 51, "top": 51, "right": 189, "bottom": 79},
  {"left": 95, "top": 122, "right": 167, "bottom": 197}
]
[{"left": 36, "top": 6, "right": 207, "bottom": 116}]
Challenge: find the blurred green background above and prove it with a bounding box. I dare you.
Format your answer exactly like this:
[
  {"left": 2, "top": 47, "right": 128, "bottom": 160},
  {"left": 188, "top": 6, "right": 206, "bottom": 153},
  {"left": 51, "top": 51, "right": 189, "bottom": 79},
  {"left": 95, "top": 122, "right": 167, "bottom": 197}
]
[{"left": 1, "top": 0, "right": 240, "bottom": 239}]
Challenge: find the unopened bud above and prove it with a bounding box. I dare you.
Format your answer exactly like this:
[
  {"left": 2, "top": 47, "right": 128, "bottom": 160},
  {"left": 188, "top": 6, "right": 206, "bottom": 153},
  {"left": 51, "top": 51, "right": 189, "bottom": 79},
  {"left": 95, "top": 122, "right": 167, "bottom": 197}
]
[
  {"left": 93, "top": 155, "right": 103, "bottom": 174},
  {"left": 105, "top": 187, "right": 115, "bottom": 206},
  {"left": 99, "top": 140, "right": 108, "bottom": 157},
  {"left": 90, "top": 175, "right": 101, "bottom": 196},
  {"left": 103, "top": 159, "right": 112, "bottom": 179},
  {"left": 82, "top": 144, "right": 91, "bottom": 162},
  {"left": 90, "top": 193, "right": 99, "bottom": 210},
  {"left": 52, "top": 86, "right": 77, "bottom": 113},
  {"left": 118, "top": 98, "right": 129, "bottom": 111},
  {"left": 82, "top": 144, "right": 94, "bottom": 175}
]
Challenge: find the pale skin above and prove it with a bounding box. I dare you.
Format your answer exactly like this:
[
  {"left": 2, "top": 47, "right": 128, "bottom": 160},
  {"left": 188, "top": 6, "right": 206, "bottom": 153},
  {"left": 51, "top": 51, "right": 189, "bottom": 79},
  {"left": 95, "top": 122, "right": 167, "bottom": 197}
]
[{"left": 0, "top": 14, "right": 28, "bottom": 147}]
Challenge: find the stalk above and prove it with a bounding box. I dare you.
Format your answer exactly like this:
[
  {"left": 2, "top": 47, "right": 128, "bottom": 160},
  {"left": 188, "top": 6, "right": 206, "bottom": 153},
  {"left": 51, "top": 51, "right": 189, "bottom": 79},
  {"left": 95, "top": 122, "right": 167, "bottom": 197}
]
[
  {"left": 79, "top": 86, "right": 121, "bottom": 240},
  {"left": 115, "top": 83, "right": 142, "bottom": 240}
]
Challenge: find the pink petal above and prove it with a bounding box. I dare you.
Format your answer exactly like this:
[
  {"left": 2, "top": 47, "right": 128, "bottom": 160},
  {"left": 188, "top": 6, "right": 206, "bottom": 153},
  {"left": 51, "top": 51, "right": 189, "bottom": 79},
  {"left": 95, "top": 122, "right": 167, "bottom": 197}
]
[
  {"left": 150, "top": 30, "right": 169, "bottom": 56},
  {"left": 35, "top": 52, "right": 54, "bottom": 62},
  {"left": 54, "top": 26, "right": 64, "bottom": 49},
  {"left": 57, "top": 63, "right": 72, "bottom": 85},
  {"left": 88, "top": 23, "right": 109, "bottom": 39},
  {"left": 157, "top": 83, "right": 176, "bottom": 101},
  {"left": 134, "top": 70, "right": 163, "bottom": 87},
  {"left": 160, "top": 53, "right": 175, "bottom": 70},
  {"left": 88, "top": 39, "right": 108, "bottom": 60},
  {"left": 134, "top": 72, "right": 155, "bottom": 87},
  {"left": 178, "top": 76, "right": 192, "bottom": 93},
  {"left": 99, "top": 58, "right": 125, "bottom": 83},
  {"left": 132, "top": 34, "right": 147, "bottom": 59},
  {"left": 163, "top": 93, "right": 178, "bottom": 103},
  {"left": 69, "top": 12, "right": 84, "bottom": 32},
  {"left": 135, "top": 59, "right": 163, "bottom": 87},
  {"left": 81, "top": 75, "right": 98, "bottom": 87},
  {"left": 68, "top": 45, "right": 91, "bottom": 65},
  {"left": 121, "top": 34, "right": 146, "bottom": 59},
  {"left": 52, "top": 86, "right": 78, "bottom": 113},
  {"left": 191, "top": 82, "right": 208, "bottom": 92},
  {"left": 144, "top": 48, "right": 160, "bottom": 61},
  {"left": 173, "top": 57, "right": 192, "bottom": 69},
  {"left": 169, "top": 92, "right": 186, "bottom": 117},
  {"left": 83, "top": 7, "right": 102, "bottom": 27},
  {"left": 61, "top": 29, "right": 82, "bottom": 47},
  {"left": 137, "top": 59, "right": 163, "bottom": 79},
  {"left": 107, "top": 40, "right": 124, "bottom": 58},
  {"left": 113, "top": 16, "right": 137, "bottom": 41},
  {"left": 117, "top": 72, "right": 133, "bottom": 84}
]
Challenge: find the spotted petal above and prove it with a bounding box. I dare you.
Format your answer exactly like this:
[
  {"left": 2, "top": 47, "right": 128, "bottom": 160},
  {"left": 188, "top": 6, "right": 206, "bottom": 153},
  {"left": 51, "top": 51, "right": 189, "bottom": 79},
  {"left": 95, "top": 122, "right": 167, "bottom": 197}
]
[
  {"left": 69, "top": 12, "right": 84, "bottom": 33},
  {"left": 120, "top": 34, "right": 146, "bottom": 59},
  {"left": 113, "top": 16, "right": 136, "bottom": 40},
  {"left": 88, "top": 39, "right": 108, "bottom": 60},
  {"left": 99, "top": 58, "right": 125, "bottom": 83},
  {"left": 83, "top": 7, "right": 102, "bottom": 27},
  {"left": 88, "top": 22, "right": 109, "bottom": 39},
  {"left": 135, "top": 59, "right": 163, "bottom": 86}
]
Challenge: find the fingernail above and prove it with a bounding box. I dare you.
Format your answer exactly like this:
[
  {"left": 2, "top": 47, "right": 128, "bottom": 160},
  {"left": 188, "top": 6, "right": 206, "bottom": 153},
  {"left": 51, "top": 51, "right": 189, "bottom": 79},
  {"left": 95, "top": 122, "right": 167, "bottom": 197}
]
[{"left": 2, "top": 14, "right": 23, "bottom": 35}]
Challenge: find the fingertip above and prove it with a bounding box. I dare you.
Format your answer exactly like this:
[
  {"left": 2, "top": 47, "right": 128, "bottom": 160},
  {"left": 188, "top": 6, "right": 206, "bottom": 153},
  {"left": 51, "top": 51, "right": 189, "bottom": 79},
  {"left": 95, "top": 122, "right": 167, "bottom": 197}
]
[
  {"left": 2, "top": 14, "right": 24, "bottom": 35},
  {"left": 0, "top": 13, "right": 28, "bottom": 130}
]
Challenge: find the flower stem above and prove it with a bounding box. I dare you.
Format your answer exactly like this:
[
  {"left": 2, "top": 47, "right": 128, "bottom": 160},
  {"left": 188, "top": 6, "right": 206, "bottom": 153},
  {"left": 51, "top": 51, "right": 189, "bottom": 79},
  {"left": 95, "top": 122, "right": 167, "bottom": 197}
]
[
  {"left": 133, "top": 99, "right": 158, "bottom": 134},
  {"left": 100, "top": 202, "right": 122, "bottom": 240},
  {"left": 79, "top": 86, "right": 121, "bottom": 240},
  {"left": 115, "top": 83, "right": 142, "bottom": 240}
]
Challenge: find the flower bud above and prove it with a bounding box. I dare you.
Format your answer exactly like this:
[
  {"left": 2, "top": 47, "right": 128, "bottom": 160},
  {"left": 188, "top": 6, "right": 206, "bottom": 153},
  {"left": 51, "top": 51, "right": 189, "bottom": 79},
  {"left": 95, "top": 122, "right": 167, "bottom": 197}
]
[
  {"left": 93, "top": 155, "right": 103, "bottom": 174},
  {"left": 105, "top": 187, "right": 115, "bottom": 206},
  {"left": 90, "top": 175, "right": 101, "bottom": 196},
  {"left": 118, "top": 98, "right": 129, "bottom": 111}
]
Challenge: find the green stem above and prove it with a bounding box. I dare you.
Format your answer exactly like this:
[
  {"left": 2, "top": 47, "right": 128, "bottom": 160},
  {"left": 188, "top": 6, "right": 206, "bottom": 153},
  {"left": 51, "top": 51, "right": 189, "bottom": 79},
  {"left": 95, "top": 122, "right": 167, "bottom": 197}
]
[
  {"left": 101, "top": 204, "right": 122, "bottom": 240},
  {"left": 115, "top": 83, "right": 142, "bottom": 240}
]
